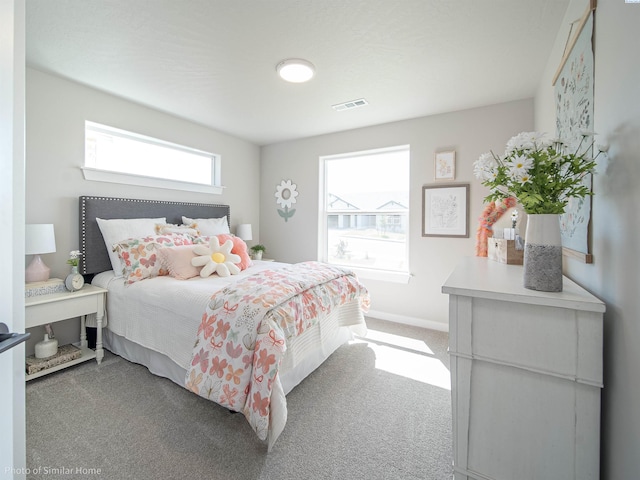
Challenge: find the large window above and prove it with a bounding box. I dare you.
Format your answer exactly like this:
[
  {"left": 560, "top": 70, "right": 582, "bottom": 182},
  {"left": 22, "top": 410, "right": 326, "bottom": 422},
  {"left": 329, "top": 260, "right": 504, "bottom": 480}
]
[
  {"left": 83, "top": 121, "right": 222, "bottom": 194},
  {"left": 320, "top": 145, "right": 410, "bottom": 282}
]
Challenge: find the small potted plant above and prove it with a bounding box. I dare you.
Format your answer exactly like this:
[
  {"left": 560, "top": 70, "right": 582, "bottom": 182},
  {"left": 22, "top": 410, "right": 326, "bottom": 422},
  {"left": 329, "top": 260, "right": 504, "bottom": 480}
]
[
  {"left": 250, "top": 244, "right": 266, "bottom": 260},
  {"left": 67, "top": 250, "right": 82, "bottom": 273}
]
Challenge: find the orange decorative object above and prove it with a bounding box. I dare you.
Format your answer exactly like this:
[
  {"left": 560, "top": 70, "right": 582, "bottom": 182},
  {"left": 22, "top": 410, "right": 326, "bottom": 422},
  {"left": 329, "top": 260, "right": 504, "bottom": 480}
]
[{"left": 475, "top": 197, "right": 517, "bottom": 257}]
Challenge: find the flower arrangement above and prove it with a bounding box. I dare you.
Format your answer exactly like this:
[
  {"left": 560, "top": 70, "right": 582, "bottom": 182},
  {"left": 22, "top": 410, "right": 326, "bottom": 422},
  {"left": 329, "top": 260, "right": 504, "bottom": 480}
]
[
  {"left": 474, "top": 131, "right": 602, "bottom": 214},
  {"left": 67, "top": 250, "right": 82, "bottom": 267}
]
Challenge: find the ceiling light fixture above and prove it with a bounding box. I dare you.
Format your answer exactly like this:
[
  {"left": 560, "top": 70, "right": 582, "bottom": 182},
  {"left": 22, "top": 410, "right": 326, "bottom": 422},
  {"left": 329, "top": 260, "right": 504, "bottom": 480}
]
[{"left": 276, "top": 58, "right": 315, "bottom": 83}]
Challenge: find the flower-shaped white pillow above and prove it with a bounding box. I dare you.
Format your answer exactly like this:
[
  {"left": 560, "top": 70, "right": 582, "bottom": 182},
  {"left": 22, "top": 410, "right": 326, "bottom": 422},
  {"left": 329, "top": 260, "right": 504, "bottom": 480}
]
[{"left": 191, "top": 236, "right": 241, "bottom": 277}]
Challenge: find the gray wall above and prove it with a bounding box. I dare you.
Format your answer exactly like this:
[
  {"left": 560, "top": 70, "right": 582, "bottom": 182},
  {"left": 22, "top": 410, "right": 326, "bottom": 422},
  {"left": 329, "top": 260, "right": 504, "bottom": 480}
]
[
  {"left": 535, "top": 0, "right": 640, "bottom": 477},
  {"left": 25, "top": 68, "right": 261, "bottom": 350},
  {"left": 260, "top": 99, "right": 533, "bottom": 329}
]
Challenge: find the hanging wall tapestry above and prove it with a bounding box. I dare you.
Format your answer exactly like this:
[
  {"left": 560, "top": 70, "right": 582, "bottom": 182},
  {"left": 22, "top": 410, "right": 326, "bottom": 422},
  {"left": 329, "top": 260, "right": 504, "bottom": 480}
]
[
  {"left": 275, "top": 179, "right": 298, "bottom": 222},
  {"left": 553, "top": 1, "right": 596, "bottom": 262}
]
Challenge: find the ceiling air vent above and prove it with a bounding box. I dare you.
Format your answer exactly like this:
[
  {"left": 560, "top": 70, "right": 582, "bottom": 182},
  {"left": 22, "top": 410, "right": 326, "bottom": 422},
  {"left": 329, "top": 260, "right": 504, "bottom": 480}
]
[{"left": 332, "top": 98, "right": 368, "bottom": 112}]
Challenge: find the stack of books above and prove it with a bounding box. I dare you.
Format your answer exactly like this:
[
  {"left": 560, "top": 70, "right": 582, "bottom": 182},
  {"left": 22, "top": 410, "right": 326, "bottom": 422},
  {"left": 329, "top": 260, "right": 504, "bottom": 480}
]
[
  {"left": 25, "top": 344, "right": 82, "bottom": 375},
  {"left": 25, "top": 278, "right": 66, "bottom": 298}
]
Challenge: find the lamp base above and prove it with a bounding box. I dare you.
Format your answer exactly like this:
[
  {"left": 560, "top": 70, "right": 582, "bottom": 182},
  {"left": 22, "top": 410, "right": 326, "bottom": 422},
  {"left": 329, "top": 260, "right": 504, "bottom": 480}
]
[{"left": 26, "top": 255, "right": 51, "bottom": 283}]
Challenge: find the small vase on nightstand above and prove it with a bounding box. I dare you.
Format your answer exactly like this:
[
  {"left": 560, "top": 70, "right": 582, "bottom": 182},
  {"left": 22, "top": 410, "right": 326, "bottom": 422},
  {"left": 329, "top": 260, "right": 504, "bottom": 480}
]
[{"left": 35, "top": 333, "right": 58, "bottom": 359}]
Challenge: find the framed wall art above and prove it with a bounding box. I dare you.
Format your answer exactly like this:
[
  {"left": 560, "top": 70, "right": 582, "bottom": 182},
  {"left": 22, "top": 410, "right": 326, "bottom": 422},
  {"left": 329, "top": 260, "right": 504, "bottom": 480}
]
[
  {"left": 422, "top": 183, "right": 469, "bottom": 237},
  {"left": 434, "top": 150, "right": 456, "bottom": 180},
  {"left": 553, "top": 0, "right": 596, "bottom": 263}
]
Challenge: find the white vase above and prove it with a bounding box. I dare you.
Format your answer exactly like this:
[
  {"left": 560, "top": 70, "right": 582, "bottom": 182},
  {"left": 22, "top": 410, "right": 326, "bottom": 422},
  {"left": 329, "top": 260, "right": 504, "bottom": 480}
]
[
  {"left": 253, "top": 251, "right": 262, "bottom": 260},
  {"left": 35, "top": 333, "right": 58, "bottom": 359},
  {"left": 523, "top": 214, "right": 563, "bottom": 292}
]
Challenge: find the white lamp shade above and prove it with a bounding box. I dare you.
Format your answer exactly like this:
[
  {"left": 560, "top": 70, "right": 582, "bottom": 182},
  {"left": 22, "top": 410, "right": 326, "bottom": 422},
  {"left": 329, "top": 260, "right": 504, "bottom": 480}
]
[
  {"left": 25, "top": 224, "right": 56, "bottom": 283},
  {"left": 25, "top": 224, "right": 56, "bottom": 255},
  {"left": 236, "top": 224, "right": 253, "bottom": 241}
]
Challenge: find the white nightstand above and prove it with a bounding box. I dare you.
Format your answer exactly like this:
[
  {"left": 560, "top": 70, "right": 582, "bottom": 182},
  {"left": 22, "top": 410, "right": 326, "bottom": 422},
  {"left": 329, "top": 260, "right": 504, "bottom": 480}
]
[{"left": 25, "top": 284, "right": 107, "bottom": 381}]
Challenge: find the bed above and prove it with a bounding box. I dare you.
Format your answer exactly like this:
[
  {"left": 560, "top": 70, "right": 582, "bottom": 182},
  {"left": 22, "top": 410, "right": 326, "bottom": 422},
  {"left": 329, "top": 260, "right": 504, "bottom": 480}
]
[{"left": 79, "top": 195, "right": 369, "bottom": 449}]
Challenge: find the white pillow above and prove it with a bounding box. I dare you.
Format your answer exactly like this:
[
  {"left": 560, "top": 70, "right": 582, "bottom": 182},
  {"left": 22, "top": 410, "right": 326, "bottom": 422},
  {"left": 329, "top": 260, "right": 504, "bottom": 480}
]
[
  {"left": 96, "top": 217, "right": 166, "bottom": 277},
  {"left": 182, "top": 215, "right": 230, "bottom": 235}
]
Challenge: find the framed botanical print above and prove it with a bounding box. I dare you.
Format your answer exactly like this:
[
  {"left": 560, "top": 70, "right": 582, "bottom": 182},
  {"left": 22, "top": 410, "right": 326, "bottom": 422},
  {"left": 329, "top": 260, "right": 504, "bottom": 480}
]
[
  {"left": 434, "top": 150, "right": 456, "bottom": 180},
  {"left": 422, "top": 183, "right": 469, "bottom": 237}
]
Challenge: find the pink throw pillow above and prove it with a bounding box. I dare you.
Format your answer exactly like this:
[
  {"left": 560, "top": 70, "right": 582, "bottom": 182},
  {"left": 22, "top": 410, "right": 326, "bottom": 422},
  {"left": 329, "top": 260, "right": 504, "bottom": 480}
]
[
  {"left": 158, "top": 245, "right": 201, "bottom": 280},
  {"left": 114, "top": 234, "right": 193, "bottom": 284},
  {"left": 193, "top": 235, "right": 252, "bottom": 270},
  {"left": 216, "top": 234, "right": 252, "bottom": 270}
]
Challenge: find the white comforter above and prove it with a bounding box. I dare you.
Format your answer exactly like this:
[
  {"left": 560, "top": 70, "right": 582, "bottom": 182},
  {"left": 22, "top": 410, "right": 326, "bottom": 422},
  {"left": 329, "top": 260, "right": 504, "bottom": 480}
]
[{"left": 92, "top": 261, "right": 290, "bottom": 371}]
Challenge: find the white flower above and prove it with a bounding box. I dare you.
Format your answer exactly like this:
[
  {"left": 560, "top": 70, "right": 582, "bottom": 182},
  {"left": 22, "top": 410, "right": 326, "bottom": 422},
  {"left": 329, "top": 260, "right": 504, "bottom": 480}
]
[
  {"left": 473, "top": 152, "right": 497, "bottom": 181},
  {"left": 67, "top": 250, "right": 82, "bottom": 266},
  {"left": 505, "top": 131, "right": 551, "bottom": 154},
  {"left": 191, "top": 236, "right": 241, "bottom": 278},
  {"left": 515, "top": 173, "right": 532, "bottom": 185},
  {"left": 275, "top": 180, "right": 299, "bottom": 209},
  {"left": 507, "top": 154, "right": 533, "bottom": 177}
]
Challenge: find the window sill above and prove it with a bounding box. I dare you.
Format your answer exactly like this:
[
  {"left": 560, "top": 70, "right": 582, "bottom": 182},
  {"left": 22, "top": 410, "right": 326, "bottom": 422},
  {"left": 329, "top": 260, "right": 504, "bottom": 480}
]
[
  {"left": 81, "top": 167, "right": 224, "bottom": 195},
  {"left": 343, "top": 266, "right": 412, "bottom": 284}
]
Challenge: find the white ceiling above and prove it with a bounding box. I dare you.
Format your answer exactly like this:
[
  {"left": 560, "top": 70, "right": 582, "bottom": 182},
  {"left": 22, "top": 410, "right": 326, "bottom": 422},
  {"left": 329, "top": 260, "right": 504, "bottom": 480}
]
[{"left": 26, "top": 0, "right": 570, "bottom": 146}]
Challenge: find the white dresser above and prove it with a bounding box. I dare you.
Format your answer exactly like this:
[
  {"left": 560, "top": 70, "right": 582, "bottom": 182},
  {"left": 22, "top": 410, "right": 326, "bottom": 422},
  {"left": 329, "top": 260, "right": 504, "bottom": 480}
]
[{"left": 442, "top": 257, "right": 604, "bottom": 480}]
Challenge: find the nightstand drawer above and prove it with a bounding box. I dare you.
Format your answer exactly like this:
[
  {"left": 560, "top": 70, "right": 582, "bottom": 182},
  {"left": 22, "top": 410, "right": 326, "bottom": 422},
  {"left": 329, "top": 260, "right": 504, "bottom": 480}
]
[{"left": 25, "top": 294, "right": 101, "bottom": 328}]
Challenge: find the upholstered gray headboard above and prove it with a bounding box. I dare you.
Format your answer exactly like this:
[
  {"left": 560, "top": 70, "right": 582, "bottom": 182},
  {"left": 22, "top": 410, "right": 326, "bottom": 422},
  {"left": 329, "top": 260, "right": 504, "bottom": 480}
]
[{"left": 79, "top": 196, "right": 231, "bottom": 276}]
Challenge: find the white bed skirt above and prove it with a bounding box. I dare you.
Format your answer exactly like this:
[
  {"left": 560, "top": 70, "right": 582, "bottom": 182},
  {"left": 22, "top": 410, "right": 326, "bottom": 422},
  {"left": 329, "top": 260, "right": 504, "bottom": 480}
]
[{"left": 102, "top": 297, "right": 365, "bottom": 395}]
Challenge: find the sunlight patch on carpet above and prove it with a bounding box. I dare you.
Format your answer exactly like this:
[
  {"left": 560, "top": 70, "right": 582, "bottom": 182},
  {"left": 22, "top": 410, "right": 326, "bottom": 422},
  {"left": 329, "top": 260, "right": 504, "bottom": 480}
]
[{"left": 352, "top": 329, "right": 451, "bottom": 390}]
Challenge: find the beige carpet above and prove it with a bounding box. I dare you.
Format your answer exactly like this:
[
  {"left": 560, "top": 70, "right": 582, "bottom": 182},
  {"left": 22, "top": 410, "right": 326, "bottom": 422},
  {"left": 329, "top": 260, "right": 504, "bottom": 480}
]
[{"left": 26, "top": 318, "right": 453, "bottom": 480}]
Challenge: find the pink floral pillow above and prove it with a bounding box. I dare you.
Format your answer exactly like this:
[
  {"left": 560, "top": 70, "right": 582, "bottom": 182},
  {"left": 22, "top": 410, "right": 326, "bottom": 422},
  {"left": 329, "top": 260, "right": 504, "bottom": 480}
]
[
  {"left": 194, "top": 234, "right": 253, "bottom": 270},
  {"left": 157, "top": 245, "right": 200, "bottom": 280},
  {"left": 114, "top": 234, "right": 193, "bottom": 284}
]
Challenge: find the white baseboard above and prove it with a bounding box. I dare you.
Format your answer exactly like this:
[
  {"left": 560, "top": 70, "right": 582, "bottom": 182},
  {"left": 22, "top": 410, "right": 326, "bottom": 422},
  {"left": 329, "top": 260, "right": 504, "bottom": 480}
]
[{"left": 365, "top": 309, "right": 449, "bottom": 333}]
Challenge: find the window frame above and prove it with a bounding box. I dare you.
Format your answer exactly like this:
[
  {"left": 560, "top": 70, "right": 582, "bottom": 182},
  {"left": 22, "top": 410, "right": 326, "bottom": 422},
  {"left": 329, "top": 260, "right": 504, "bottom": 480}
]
[
  {"left": 82, "top": 121, "right": 223, "bottom": 194},
  {"left": 318, "top": 145, "right": 411, "bottom": 284}
]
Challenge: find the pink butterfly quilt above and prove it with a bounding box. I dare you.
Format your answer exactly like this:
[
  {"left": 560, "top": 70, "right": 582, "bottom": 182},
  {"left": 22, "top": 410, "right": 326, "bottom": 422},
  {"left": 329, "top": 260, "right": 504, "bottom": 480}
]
[{"left": 185, "top": 261, "right": 369, "bottom": 445}]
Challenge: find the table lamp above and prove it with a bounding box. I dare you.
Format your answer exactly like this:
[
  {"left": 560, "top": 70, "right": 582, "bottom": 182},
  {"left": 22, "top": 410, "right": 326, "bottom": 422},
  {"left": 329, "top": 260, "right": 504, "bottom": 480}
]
[
  {"left": 25, "top": 224, "right": 56, "bottom": 283},
  {"left": 236, "top": 224, "right": 253, "bottom": 241}
]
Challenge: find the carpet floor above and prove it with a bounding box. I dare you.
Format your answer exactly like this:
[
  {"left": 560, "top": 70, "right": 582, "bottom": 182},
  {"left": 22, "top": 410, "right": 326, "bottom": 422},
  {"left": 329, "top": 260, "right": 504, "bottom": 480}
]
[{"left": 26, "top": 318, "right": 453, "bottom": 480}]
